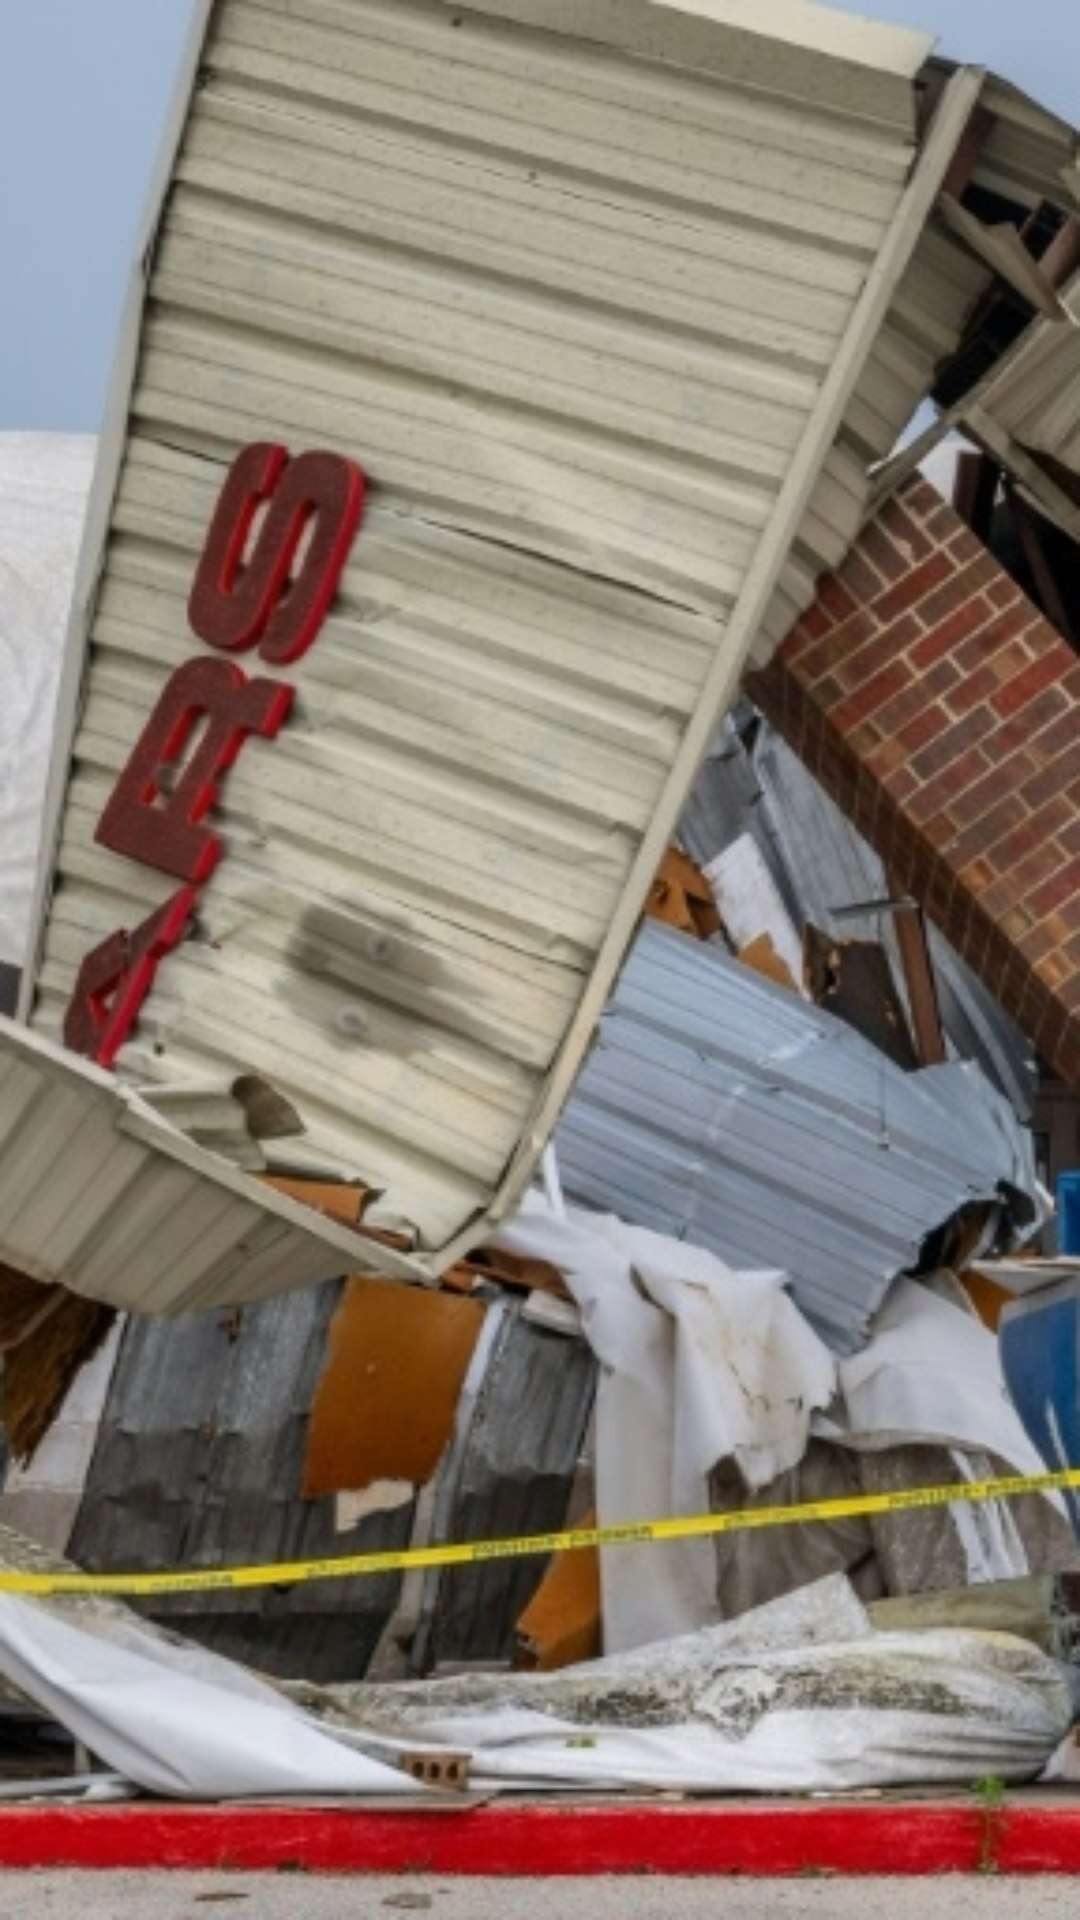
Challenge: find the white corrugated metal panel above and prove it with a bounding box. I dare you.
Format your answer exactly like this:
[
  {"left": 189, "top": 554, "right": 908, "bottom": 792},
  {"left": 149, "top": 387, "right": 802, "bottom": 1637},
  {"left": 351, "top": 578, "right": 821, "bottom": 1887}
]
[
  {"left": 26, "top": 0, "right": 964, "bottom": 1299},
  {"left": 0, "top": 1018, "right": 413, "bottom": 1312},
  {"left": 0, "top": 436, "right": 95, "bottom": 969},
  {"left": 975, "top": 269, "right": 1080, "bottom": 478},
  {"left": 972, "top": 73, "right": 1079, "bottom": 212},
  {"left": 753, "top": 216, "right": 993, "bottom": 661}
]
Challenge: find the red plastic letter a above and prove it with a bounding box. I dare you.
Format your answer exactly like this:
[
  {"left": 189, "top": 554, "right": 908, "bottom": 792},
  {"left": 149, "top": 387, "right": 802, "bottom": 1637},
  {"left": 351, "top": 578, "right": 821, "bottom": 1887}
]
[
  {"left": 95, "top": 656, "right": 294, "bottom": 884},
  {"left": 64, "top": 887, "right": 198, "bottom": 1069},
  {"left": 188, "top": 442, "right": 365, "bottom": 664}
]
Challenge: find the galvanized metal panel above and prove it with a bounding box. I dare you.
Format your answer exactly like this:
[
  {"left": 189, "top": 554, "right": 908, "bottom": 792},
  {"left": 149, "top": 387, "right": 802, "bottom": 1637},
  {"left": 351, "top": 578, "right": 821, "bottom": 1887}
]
[
  {"left": 0, "top": 1017, "right": 410, "bottom": 1311},
  {"left": 67, "top": 1282, "right": 415, "bottom": 1682},
  {"left": 680, "top": 716, "right": 1037, "bottom": 1119},
  {"left": 61, "top": 1288, "right": 593, "bottom": 1681},
  {"left": 555, "top": 921, "right": 1043, "bottom": 1353},
  {"left": 25, "top": 0, "right": 970, "bottom": 1301}
]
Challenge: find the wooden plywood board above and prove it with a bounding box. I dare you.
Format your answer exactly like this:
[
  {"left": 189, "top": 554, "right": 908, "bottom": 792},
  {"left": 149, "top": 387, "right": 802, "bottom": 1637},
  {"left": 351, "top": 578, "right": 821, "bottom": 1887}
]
[{"left": 303, "top": 1277, "right": 486, "bottom": 1498}]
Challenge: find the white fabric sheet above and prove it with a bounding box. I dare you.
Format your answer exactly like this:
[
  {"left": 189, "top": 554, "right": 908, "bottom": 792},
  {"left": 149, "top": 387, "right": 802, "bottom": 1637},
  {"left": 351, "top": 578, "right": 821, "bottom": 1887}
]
[
  {"left": 0, "top": 1593, "right": 422, "bottom": 1800},
  {"left": 0, "top": 434, "right": 94, "bottom": 968},
  {"left": 493, "top": 1194, "right": 835, "bottom": 1650}
]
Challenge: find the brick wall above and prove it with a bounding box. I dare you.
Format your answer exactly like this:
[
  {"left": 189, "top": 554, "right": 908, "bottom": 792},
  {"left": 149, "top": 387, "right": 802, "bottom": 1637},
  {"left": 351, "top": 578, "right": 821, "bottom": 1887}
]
[{"left": 746, "top": 475, "right": 1080, "bottom": 1089}]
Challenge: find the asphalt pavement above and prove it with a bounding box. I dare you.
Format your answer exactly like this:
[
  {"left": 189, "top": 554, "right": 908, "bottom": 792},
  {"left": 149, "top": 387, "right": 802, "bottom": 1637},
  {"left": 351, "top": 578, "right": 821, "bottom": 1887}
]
[{"left": 0, "top": 1878, "right": 1071, "bottom": 1918}]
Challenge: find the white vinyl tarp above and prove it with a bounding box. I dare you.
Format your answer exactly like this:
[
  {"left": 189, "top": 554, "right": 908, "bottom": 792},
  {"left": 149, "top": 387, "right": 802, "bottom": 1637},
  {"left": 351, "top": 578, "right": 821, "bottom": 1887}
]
[
  {"left": 0, "top": 435, "right": 94, "bottom": 970},
  {"left": 0, "top": 1592, "right": 421, "bottom": 1800},
  {"left": 493, "top": 1194, "right": 836, "bottom": 1650}
]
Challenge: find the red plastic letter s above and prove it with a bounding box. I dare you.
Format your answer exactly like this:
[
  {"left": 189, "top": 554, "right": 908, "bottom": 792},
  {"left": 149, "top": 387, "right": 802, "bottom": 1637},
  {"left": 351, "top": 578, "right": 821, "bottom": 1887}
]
[{"left": 188, "top": 443, "right": 365, "bottom": 664}]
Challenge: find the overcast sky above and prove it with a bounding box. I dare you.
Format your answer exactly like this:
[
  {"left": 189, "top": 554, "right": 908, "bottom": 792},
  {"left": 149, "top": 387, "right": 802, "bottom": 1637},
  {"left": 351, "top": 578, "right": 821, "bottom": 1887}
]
[{"left": 0, "top": 0, "right": 1076, "bottom": 431}]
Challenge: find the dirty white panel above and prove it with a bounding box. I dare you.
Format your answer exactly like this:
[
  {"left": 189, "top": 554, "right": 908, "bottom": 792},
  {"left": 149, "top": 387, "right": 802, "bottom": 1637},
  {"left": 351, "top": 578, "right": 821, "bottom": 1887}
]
[
  {"left": 976, "top": 270, "right": 1080, "bottom": 480},
  {"left": 0, "top": 436, "right": 95, "bottom": 970},
  {"left": 28, "top": 0, "right": 931, "bottom": 1281},
  {"left": 0, "top": 1019, "right": 411, "bottom": 1313},
  {"left": 753, "top": 216, "right": 994, "bottom": 663}
]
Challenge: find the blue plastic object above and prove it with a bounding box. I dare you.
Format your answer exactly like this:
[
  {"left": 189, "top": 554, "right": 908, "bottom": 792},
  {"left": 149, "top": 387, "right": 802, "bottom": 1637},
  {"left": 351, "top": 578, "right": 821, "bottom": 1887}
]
[
  {"left": 1000, "top": 1278, "right": 1080, "bottom": 1537},
  {"left": 1058, "top": 1172, "right": 1080, "bottom": 1255}
]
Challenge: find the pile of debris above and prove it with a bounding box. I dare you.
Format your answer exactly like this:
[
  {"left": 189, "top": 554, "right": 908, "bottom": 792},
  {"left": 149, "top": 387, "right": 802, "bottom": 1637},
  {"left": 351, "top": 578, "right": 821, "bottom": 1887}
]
[{"left": 0, "top": 0, "right": 1078, "bottom": 1809}]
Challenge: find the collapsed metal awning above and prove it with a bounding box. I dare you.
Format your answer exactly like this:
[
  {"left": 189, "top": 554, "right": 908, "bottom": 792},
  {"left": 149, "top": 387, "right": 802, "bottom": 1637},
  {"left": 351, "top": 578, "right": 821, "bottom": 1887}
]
[{"left": 0, "top": 1017, "right": 416, "bottom": 1311}]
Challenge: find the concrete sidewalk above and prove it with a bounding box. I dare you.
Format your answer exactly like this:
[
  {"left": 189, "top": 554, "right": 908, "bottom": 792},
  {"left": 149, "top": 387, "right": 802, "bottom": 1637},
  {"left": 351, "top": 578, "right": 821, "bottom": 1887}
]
[{"left": 1, "top": 1876, "right": 1072, "bottom": 1917}]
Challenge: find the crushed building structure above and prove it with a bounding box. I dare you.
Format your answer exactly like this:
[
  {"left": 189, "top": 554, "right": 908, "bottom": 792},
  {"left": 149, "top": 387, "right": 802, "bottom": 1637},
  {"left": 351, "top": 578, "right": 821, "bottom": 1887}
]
[{"left": 0, "top": 0, "right": 1079, "bottom": 1785}]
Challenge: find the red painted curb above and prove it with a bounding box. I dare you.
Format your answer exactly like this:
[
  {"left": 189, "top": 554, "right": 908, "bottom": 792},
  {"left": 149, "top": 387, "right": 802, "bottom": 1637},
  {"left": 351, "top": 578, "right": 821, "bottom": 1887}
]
[{"left": 0, "top": 1801, "right": 1078, "bottom": 1876}]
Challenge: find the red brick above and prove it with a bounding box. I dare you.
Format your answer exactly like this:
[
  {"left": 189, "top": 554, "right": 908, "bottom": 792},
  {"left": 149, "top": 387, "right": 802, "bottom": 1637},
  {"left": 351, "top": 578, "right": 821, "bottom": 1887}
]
[
  {"left": 917, "top": 553, "right": 1001, "bottom": 629},
  {"left": 897, "top": 704, "right": 951, "bottom": 756},
  {"left": 910, "top": 596, "right": 994, "bottom": 674},
  {"left": 1017, "top": 920, "right": 1063, "bottom": 966},
  {"left": 830, "top": 663, "right": 911, "bottom": 733},
  {"left": 840, "top": 547, "right": 890, "bottom": 604},
  {"left": 947, "top": 522, "right": 987, "bottom": 566},
  {"left": 981, "top": 843, "right": 1069, "bottom": 917},
  {"left": 997, "top": 682, "right": 1069, "bottom": 743},
  {"left": 910, "top": 705, "right": 997, "bottom": 783},
  {"left": 878, "top": 497, "right": 935, "bottom": 564},
  {"left": 886, "top": 766, "right": 919, "bottom": 806},
  {"left": 874, "top": 678, "right": 940, "bottom": 738},
  {"left": 860, "top": 519, "right": 914, "bottom": 584},
  {"left": 900, "top": 476, "right": 943, "bottom": 521},
  {"left": 994, "top": 797, "right": 1075, "bottom": 869},
  {"left": 819, "top": 573, "right": 860, "bottom": 623},
  {"left": 946, "top": 750, "right": 1042, "bottom": 830},
  {"left": 991, "top": 649, "right": 1071, "bottom": 719},
  {"left": 1017, "top": 746, "right": 1075, "bottom": 812},
  {"left": 954, "top": 608, "right": 1037, "bottom": 677},
  {"left": 792, "top": 601, "right": 833, "bottom": 645},
  {"left": 870, "top": 551, "right": 954, "bottom": 627},
  {"left": 907, "top": 746, "right": 993, "bottom": 826},
  {"left": 925, "top": 504, "right": 961, "bottom": 541},
  {"left": 944, "top": 665, "right": 1003, "bottom": 719},
  {"left": 832, "top": 613, "right": 922, "bottom": 693},
  {"left": 1026, "top": 856, "right": 1080, "bottom": 921},
  {"left": 797, "top": 608, "right": 880, "bottom": 686},
  {"left": 946, "top": 793, "right": 1030, "bottom": 871},
  {"left": 987, "top": 638, "right": 1039, "bottom": 688},
  {"left": 988, "top": 574, "right": 1023, "bottom": 611},
  {"left": 1026, "top": 707, "right": 1080, "bottom": 766}
]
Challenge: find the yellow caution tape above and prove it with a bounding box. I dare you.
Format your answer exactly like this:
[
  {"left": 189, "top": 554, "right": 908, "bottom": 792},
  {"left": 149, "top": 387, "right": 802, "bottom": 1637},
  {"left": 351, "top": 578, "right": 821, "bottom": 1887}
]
[{"left": 1, "top": 1465, "right": 1079, "bottom": 1598}]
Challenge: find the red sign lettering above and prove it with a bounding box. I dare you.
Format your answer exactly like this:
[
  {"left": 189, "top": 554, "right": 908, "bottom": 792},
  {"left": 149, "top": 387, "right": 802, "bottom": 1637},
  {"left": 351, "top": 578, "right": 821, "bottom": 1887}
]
[
  {"left": 188, "top": 443, "right": 365, "bottom": 664},
  {"left": 63, "top": 442, "right": 366, "bottom": 1066},
  {"left": 95, "top": 656, "right": 294, "bottom": 884},
  {"left": 64, "top": 888, "right": 198, "bottom": 1068}
]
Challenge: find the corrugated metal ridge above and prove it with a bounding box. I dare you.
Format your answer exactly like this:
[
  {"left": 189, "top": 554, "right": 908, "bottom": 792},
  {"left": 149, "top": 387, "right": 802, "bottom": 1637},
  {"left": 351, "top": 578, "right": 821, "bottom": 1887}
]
[
  {"left": 24, "top": 0, "right": 976, "bottom": 1302},
  {"left": 556, "top": 921, "right": 1041, "bottom": 1354}
]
